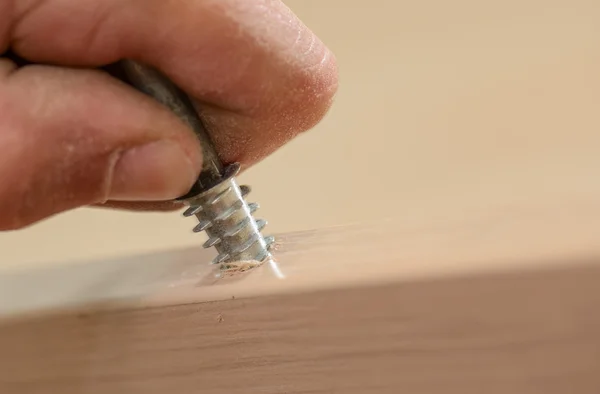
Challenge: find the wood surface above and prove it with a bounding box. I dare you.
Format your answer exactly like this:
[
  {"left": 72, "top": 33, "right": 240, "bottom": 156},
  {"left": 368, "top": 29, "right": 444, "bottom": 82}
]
[{"left": 1, "top": 196, "right": 600, "bottom": 393}]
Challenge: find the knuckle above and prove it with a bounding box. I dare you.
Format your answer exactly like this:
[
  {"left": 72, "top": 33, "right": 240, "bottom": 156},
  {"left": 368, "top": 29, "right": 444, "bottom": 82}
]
[{"left": 0, "top": 86, "right": 110, "bottom": 231}]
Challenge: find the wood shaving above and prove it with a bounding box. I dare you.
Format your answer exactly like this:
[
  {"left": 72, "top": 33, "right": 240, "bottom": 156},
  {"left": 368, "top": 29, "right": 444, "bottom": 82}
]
[
  {"left": 269, "top": 240, "right": 283, "bottom": 252},
  {"left": 218, "top": 260, "right": 263, "bottom": 277}
]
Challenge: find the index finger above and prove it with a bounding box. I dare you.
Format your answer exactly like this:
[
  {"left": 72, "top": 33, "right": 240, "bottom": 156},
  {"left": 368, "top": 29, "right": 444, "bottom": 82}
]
[{"left": 7, "top": 0, "right": 338, "bottom": 167}]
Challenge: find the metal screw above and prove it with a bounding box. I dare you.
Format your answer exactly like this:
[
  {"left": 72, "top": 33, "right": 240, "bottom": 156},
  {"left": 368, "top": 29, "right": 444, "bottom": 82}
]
[{"left": 181, "top": 162, "right": 275, "bottom": 264}]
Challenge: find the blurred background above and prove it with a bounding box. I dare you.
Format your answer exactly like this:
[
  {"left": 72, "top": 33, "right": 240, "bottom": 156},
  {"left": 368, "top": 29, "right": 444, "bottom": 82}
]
[{"left": 1, "top": 0, "right": 599, "bottom": 270}]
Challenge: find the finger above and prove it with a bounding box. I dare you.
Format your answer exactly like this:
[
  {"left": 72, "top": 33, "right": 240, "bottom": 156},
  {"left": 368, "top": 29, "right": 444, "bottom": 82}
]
[
  {"left": 0, "top": 61, "right": 202, "bottom": 230},
  {"left": 7, "top": 0, "right": 338, "bottom": 168},
  {"left": 93, "top": 201, "right": 184, "bottom": 212}
]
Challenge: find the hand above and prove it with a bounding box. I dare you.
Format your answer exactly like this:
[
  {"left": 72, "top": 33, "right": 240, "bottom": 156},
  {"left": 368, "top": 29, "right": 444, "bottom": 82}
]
[{"left": 0, "top": 0, "right": 338, "bottom": 230}]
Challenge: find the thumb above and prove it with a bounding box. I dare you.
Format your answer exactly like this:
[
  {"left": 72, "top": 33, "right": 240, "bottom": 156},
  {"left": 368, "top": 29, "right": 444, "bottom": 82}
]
[{"left": 0, "top": 61, "right": 202, "bottom": 230}]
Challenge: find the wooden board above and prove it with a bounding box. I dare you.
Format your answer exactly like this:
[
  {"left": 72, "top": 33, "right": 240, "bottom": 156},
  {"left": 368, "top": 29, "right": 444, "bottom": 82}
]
[{"left": 1, "top": 196, "right": 600, "bottom": 393}]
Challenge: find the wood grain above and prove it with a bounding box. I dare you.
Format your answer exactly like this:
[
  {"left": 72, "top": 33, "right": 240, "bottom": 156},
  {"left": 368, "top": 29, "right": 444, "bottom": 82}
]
[{"left": 1, "top": 196, "right": 600, "bottom": 393}]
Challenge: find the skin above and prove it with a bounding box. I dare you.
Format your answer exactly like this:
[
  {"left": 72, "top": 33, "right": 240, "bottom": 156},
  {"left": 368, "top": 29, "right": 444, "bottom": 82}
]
[{"left": 0, "top": 0, "right": 338, "bottom": 230}]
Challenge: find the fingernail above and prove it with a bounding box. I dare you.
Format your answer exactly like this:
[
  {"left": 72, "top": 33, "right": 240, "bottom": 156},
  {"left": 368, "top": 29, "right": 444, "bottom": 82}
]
[{"left": 109, "top": 141, "right": 198, "bottom": 201}]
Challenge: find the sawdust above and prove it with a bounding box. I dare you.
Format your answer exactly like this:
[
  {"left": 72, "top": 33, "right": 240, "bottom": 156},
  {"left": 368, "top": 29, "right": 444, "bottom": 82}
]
[
  {"left": 218, "top": 259, "right": 264, "bottom": 277},
  {"left": 269, "top": 240, "right": 283, "bottom": 252}
]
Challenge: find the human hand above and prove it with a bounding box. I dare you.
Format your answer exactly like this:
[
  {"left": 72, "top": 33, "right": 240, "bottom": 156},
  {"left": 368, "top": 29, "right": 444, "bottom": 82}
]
[{"left": 0, "top": 0, "right": 338, "bottom": 230}]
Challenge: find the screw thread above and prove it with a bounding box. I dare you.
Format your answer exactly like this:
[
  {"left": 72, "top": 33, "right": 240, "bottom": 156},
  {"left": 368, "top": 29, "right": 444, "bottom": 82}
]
[{"left": 181, "top": 163, "right": 274, "bottom": 266}]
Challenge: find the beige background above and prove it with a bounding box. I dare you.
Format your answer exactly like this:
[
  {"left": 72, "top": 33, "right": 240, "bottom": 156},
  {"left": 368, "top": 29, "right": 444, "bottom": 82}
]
[{"left": 1, "top": 0, "right": 599, "bottom": 270}]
